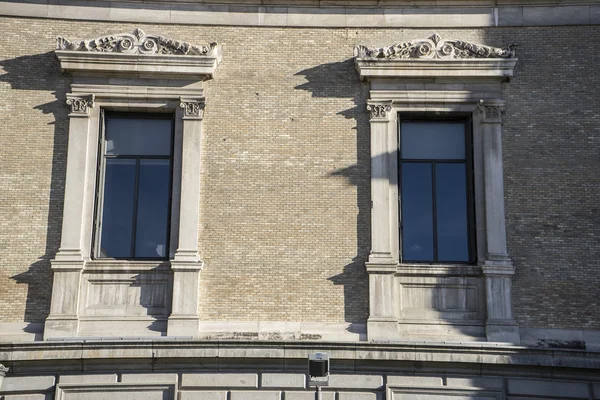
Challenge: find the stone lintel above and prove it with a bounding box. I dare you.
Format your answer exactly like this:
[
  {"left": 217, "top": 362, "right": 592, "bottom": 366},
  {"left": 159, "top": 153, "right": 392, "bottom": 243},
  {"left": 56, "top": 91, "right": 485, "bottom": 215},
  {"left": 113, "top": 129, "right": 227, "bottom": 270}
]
[
  {"left": 56, "top": 51, "right": 221, "bottom": 80},
  {"left": 357, "top": 59, "right": 518, "bottom": 82}
]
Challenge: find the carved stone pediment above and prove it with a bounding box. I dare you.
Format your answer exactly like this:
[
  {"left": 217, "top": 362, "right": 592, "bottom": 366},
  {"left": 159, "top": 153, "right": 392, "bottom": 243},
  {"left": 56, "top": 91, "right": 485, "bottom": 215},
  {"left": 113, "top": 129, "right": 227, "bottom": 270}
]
[
  {"left": 57, "top": 28, "right": 218, "bottom": 57},
  {"left": 55, "top": 28, "right": 222, "bottom": 80},
  {"left": 354, "top": 34, "right": 518, "bottom": 82},
  {"left": 355, "top": 33, "right": 516, "bottom": 60}
]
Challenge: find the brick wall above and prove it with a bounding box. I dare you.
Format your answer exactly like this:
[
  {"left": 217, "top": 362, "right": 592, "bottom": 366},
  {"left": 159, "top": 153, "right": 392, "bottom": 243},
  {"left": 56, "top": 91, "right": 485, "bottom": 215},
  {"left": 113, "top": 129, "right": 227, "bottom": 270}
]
[{"left": 0, "top": 17, "right": 598, "bottom": 329}]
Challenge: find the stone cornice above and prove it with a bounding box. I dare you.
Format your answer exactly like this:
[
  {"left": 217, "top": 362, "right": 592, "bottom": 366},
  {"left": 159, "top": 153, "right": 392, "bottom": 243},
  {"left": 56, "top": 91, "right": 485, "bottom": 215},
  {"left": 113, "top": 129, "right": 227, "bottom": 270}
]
[
  {"left": 0, "top": 341, "right": 599, "bottom": 372},
  {"left": 1, "top": 2, "right": 599, "bottom": 28},
  {"left": 28, "top": 0, "right": 600, "bottom": 7},
  {"left": 55, "top": 29, "right": 221, "bottom": 80}
]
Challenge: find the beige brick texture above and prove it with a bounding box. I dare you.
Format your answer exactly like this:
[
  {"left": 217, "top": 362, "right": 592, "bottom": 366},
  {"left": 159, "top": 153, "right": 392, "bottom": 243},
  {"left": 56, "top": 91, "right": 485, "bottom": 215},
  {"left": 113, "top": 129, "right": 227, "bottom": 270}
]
[{"left": 0, "top": 18, "right": 598, "bottom": 330}]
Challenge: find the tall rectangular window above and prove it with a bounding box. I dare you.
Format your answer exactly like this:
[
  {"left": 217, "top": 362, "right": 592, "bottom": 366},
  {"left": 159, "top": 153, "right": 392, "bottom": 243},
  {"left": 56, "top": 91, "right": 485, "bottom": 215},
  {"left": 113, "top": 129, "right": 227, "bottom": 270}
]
[
  {"left": 399, "top": 118, "right": 474, "bottom": 263},
  {"left": 95, "top": 113, "right": 173, "bottom": 259}
]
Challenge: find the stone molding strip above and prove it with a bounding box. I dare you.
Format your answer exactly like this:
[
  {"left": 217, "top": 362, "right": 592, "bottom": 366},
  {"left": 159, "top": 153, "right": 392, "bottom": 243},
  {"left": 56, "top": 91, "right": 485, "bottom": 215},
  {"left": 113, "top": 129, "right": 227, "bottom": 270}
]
[
  {"left": 1, "top": 1, "right": 600, "bottom": 27},
  {"left": 1, "top": 340, "right": 600, "bottom": 371}
]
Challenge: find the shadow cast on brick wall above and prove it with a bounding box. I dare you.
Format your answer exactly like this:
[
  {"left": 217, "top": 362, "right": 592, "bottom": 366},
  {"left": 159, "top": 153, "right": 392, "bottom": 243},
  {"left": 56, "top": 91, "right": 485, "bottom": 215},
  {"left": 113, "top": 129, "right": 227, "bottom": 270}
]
[
  {"left": 294, "top": 57, "right": 488, "bottom": 339},
  {"left": 295, "top": 59, "right": 371, "bottom": 326},
  {"left": 0, "top": 51, "right": 69, "bottom": 325}
]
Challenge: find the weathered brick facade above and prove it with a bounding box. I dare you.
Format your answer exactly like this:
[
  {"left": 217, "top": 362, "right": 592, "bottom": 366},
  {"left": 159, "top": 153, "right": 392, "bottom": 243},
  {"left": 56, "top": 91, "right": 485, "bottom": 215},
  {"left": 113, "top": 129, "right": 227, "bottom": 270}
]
[{"left": 0, "top": 17, "right": 598, "bottom": 332}]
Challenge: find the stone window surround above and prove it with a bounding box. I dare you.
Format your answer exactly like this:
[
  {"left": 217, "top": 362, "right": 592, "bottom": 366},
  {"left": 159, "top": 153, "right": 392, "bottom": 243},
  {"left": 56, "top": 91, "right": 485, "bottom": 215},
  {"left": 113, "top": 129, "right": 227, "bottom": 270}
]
[
  {"left": 355, "top": 34, "right": 520, "bottom": 343},
  {"left": 45, "top": 29, "right": 221, "bottom": 339}
]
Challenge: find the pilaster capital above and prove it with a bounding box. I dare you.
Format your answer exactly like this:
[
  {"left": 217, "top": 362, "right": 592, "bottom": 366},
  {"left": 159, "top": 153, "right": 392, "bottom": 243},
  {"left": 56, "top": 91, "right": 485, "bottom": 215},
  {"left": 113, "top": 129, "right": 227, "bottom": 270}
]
[
  {"left": 66, "top": 94, "right": 94, "bottom": 116},
  {"left": 180, "top": 97, "right": 205, "bottom": 120},
  {"left": 367, "top": 101, "right": 393, "bottom": 121},
  {"left": 478, "top": 100, "right": 504, "bottom": 124}
]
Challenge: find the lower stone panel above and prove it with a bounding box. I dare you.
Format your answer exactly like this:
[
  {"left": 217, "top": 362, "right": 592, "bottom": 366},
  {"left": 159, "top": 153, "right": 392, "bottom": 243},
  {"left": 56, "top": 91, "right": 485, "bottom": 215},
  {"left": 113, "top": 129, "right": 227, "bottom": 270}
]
[{"left": 2, "top": 372, "right": 598, "bottom": 400}]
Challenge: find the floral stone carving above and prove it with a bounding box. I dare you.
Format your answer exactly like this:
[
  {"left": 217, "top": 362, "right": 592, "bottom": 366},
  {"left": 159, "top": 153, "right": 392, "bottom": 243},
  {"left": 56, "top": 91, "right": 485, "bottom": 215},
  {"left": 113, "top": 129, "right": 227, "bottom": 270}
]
[
  {"left": 180, "top": 100, "right": 205, "bottom": 118},
  {"left": 56, "top": 28, "right": 218, "bottom": 56},
  {"left": 367, "top": 103, "right": 392, "bottom": 119},
  {"left": 355, "top": 33, "right": 516, "bottom": 60}
]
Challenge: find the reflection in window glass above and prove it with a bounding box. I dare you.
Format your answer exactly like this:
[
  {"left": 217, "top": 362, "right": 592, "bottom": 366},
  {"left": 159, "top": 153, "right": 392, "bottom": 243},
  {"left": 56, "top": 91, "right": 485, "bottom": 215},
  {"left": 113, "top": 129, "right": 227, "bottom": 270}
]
[
  {"left": 401, "top": 122, "right": 465, "bottom": 160},
  {"left": 400, "top": 119, "right": 472, "bottom": 263},
  {"left": 401, "top": 163, "right": 434, "bottom": 261},
  {"left": 105, "top": 118, "right": 172, "bottom": 156},
  {"left": 97, "top": 114, "right": 173, "bottom": 259},
  {"left": 99, "top": 159, "right": 136, "bottom": 258},
  {"left": 135, "top": 159, "right": 171, "bottom": 258},
  {"left": 435, "top": 163, "right": 469, "bottom": 262}
]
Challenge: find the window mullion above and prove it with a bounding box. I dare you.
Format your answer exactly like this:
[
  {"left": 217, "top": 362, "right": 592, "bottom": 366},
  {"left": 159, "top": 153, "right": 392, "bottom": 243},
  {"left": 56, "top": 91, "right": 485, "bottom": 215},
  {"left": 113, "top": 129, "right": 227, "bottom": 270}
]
[
  {"left": 130, "top": 158, "right": 141, "bottom": 258},
  {"left": 431, "top": 160, "right": 438, "bottom": 262}
]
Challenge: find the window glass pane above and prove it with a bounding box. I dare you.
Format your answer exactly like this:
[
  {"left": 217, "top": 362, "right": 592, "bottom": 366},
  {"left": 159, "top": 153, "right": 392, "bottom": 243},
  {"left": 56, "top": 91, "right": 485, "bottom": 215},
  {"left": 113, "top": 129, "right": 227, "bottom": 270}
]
[
  {"left": 401, "top": 162, "right": 434, "bottom": 261},
  {"left": 99, "top": 159, "right": 136, "bottom": 258},
  {"left": 401, "top": 122, "right": 465, "bottom": 160},
  {"left": 105, "top": 117, "right": 172, "bottom": 156},
  {"left": 134, "top": 159, "right": 171, "bottom": 258},
  {"left": 436, "top": 163, "right": 469, "bottom": 262}
]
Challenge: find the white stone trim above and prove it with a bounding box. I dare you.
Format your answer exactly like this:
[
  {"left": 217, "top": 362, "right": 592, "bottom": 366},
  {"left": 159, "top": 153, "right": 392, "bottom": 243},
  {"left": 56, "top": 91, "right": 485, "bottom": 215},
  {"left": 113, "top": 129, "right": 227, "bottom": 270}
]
[
  {"left": 55, "top": 382, "right": 177, "bottom": 400},
  {"left": 56, "top": 52, "right": 221, "bottom": 80},
  {"left": 356, "top": 59, "right": 518, "bottom": 81},
  {"left": 356, "top": 38, "right": 519, "bottom": 344},
  {"left": 1, "top": 2, "right": 599, "bottom": 27},
  {"left": 0, "top": 322, "right": 44, "bottom": 343},
  {"left": 197, "top": 321, "right": 366, "bottom": 342},
  {"left": 45, "top": 33, "right": 220, "bottom": 340}
]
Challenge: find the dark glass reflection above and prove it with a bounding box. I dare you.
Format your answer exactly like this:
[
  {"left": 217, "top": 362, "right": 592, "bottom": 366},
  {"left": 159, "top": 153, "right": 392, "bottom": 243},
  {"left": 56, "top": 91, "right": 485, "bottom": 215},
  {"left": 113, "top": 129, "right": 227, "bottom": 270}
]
[
  {"left": 105, "top": 118, "right": 172, "bottom": 156},
  {"left": 135, "top": 160, "right": 171, "bottom": 258},
  {"left": 436, "top": 163, "right": 469, "bottom": 262},
  {"left": 401, "top": 163, "right": 434, "bottom": 261},
  {"left": 401, "top": 122, "right": 465, "bottom": 160},
  {"left": 99, "top": 159, "right": 136, "bottom": 258},
  {"left": 97, "top": 114, "right": 173, "bottom": 259}
]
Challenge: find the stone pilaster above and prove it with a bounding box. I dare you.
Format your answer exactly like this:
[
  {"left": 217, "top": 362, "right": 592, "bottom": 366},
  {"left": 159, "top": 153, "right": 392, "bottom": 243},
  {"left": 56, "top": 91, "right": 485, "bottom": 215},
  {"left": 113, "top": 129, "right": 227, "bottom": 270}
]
[
  {"left": 478, "top": 100, "right": 520, "bottom": 344},
  {"left": 167, "top": 98, "right": 205, "bottom": 338},
  {"left": 366, "top": 101, "right": 398, "bottom": 341},
  {"left": 45, "top": 94, "right": 95, "bottom": 339}
]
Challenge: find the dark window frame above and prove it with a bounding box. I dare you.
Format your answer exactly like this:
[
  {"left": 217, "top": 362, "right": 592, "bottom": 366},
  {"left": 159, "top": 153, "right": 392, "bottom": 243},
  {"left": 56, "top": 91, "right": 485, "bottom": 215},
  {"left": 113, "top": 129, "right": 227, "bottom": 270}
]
[
  {"left": 92, "top": 111, "right": 175, "bottom": 261},
  {"left": 398, "top": 113, "right": 476, "bottom": 264}
]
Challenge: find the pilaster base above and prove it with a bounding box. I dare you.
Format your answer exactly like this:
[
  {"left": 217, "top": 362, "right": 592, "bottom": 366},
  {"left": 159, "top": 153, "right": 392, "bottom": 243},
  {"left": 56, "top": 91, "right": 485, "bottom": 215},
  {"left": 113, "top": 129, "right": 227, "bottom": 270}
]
[
  {"left": 44, "top": 316, "right": 79, "bottom": 340},
  {"left": 167, "top": 316, "right": 199, "bottom": 338},
  {"left": 169, "top": 258, "right": 202, "bottom": 339},
  {"left": 367, "top": 317, "right": 398, "bottom": 341},
  {"left": 486, "top": 319, "right": 520, "bottom": 344}
]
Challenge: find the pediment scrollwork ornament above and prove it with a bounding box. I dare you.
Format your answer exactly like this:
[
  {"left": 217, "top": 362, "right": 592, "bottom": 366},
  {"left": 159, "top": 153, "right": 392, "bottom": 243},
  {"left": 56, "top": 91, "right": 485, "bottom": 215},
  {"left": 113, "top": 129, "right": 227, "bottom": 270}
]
[
  {"left": 367, "top": 102, "right": 392, "bottom": 120},
  {"left": 66, "top": 94, "right": 95, "bottom": 115},
  {"left": 180, "top": 99, "right": 205, "bottom": 119},
  {"left": 56, "top": 28, "right": 218, "bottom": 56},
  {"left": 355, "top": 33, "right": 516, "bottom": 60}
]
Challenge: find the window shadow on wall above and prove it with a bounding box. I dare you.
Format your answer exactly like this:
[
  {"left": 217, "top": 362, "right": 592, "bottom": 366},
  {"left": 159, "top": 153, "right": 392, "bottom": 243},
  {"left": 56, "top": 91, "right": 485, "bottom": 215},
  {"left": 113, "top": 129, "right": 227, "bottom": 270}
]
[
  {"left": 0, "top": 52, "right": 69, "bottom": 328},
  {"left": 295, "top": 59, "right": 371, "bottom": 328}
]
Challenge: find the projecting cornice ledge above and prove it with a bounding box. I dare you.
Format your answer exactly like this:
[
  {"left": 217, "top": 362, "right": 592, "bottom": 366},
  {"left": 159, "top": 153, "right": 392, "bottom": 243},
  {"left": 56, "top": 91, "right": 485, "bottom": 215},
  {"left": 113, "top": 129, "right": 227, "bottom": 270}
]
[
  {"left": 55, "top": 28, "right": 222, "bottom": 80},
  {"left": 355, "top": 34, "right": 517, "bottom": 82}
]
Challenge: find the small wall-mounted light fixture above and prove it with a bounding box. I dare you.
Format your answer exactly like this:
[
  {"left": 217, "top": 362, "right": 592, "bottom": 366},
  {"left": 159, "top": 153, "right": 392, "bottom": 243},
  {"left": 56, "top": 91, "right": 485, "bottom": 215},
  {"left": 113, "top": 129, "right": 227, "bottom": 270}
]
[{"left": 308, "top": 352, "right": 329, "bottom": 392}]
